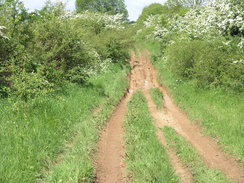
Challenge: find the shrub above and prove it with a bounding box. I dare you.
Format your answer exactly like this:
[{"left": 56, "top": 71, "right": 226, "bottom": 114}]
[
  {"left": 165, "top": 39, "right": 202, "bottom": 79},
  {"left": 106, "top": 37, "right": 130, "bottom": 64},
  {"left": 165, "top": 38, "right": 244, "bottom": 91}
]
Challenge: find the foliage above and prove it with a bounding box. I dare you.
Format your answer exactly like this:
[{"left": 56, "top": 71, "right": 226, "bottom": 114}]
[
  {"left": 76, "top": 0, "right": 128, "bottom": 19},
  {"left": 71, "top": 11, "right": 125, "bottom": 34},
  {"left": 106, "top": 37, "right": 130, "bottom": 64},
  {"left": 0, "top": 64, "right": 129, "bottom": 183},
  {"left": 144, "top": 0, "right": 244, "bottom": 41},
  {"left": 138, "top": 0, "right": 244, "bottom": 92},
  {"left": 165, "top": 0, "right": 207, "bottom": 7},
  {"left": 137, "top": 3, "right": 167, "bottom": 24},
  {"left": 0, "top": 26, "right": 8, "bottom": 39},
  {"left": 170, "top": 0, "right": 244, "bottom": 38},
  {"left": 0, "top": 1, "right": 131, "bottom": 99}
]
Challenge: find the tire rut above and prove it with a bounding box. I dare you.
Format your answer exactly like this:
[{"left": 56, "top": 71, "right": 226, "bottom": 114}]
[
  {"left": 95, "top": 94, "right": 130, "bottom": 183},
  {"left": 145, "top": 90, "right": 194, "bottom": 183},
  {"left": 136, "top": 49, "right": 244, "bottom": 183},
  {"left": 130, "top": 50, "right": 194, "bottom": 182},
  {"left": 95, "top": 50, "right": 244, "bottom": 183}
]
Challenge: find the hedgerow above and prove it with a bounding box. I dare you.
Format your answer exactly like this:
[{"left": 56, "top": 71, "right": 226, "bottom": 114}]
[
  {"left": 137, "top": 0, "right": 244, "bottom": 91},
  {"left": 0, "top": 1, "right": 130, "bottom": 99}
]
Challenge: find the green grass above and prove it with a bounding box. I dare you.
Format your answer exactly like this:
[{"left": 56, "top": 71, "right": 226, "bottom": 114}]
[
  {"left": 163, "top": 127, "right": 231, "bottom": 183},
  {"left": 125, "top": 91, "right": 179, "bottom": 183},
  {"left": 150, "top": 88, "right": 164, "bottom": 109},
  {"left": 0, "top": 64, "right": 129, "bottom": 183},
  {"left": 143, "top": 40, "right": 244, "bottom": 163}
]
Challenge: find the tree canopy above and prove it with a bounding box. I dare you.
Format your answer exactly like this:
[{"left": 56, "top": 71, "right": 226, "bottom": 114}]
[
  {"left": 137, "top": 3, "right": 167, "bottom": 23},
  {"left": 76, "top": 0, "right": 128, "bottom": 19},
  {"left": 165, "top": 0, "right": 207, "bottom": 7}
]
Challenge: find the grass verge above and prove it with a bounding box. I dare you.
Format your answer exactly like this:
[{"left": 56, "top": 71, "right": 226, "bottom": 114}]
[
  {"left": 150, "top": 88, "right": 164, "bottom": 109},
  {"left": 125, "top": 91, "right": 179, "bottom": 183},
  {"left": 142, "top": 41, "right": 244, "bottom": 163},
  {"left": 0, "top": 64, "right": 129, "bottom": 183},
  {"left": 44, "top": 64, "right": 129, "bottom": 183},
  {"left": 163, "top": 127, "right": 231, "bottom": 183}
]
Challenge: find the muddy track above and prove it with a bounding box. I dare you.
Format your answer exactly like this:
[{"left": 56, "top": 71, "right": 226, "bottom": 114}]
[
  {"left": 95, "top": 52, "right": 139, "bottom": 183},
  {"left": 138, "top": 50, "right": 244, "bottom": 183},
  {"left": 145, "top": 90, "right": 194, "bottom": 183},
  {"left": 95, "top": 50, "right": 244, "bottom": 183},
  {"left": 95, "top": 94, "right": 130, "bottom": 183},
  {"left": 132, "top": 51, "right": 194, "bottom": 183}
]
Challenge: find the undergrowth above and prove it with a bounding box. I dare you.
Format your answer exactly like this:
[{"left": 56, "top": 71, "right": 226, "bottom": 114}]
[{"left": 0, "top": 64, "right": 129, "bottom": 183}]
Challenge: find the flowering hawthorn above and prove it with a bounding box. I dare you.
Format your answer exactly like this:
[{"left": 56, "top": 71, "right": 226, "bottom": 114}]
[{"left": 142, "top": 0, "right": 244, "bottom": 47}]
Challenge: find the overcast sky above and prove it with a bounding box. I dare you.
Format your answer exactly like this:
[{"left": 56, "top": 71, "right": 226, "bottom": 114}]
[{"left": 21, "top": 0, "right": 166, "bottom": 21}]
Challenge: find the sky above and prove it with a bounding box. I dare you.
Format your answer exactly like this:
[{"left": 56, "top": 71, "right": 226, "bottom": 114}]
[{"left": 21, "top": 0, "right": 166, "bottom": 21}]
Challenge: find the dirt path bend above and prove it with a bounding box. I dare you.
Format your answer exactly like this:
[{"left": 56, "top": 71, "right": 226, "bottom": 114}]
[{"left": 135, "top": 50, "right": 244, "bottom": 183}]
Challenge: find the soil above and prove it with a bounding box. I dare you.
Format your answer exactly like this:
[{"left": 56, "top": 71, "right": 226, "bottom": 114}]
[
  {"left": 95, "top": 50, "right": 244, "bottom": 183},
  {"left": 95, "top": 95, "right": 130, "bottom": 183},
  {"left": 145, "top": 89, "right": 194, "bottom": 183}
]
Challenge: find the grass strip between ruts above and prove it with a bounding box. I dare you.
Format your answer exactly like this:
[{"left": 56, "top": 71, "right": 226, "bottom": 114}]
[
  {"left": 163, "top": 127, "right": 231, "bottom": 183},
  {"left": 125, "top": 91, "right": 179, "bottom": 183},
  {"left": 149, "top": 88, "right": 164, "bottom": 109}
]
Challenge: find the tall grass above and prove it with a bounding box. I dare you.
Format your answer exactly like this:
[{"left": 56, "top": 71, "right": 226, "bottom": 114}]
[
  {"left": 45, "top": 64, "right": 129, "bottom": 183},
  {"left": 0, "top": 64, "right": 129, "bottom": 183},
  {"left": 143, "top": 41, "right": 244, "bottom": 162},
  {"left": 125, "top": 91, "right": 179, "bottom": 183}
]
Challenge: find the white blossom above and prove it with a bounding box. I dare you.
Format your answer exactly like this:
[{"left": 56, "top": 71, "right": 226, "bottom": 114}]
[
  {"left": 71, "top": 11, "right": 125, "bottom": 30},
  {"left": 237, "top": 38, "right": 244, "bottom": 48},
  {"left": 0, "top": 26, "right": 8, "bottom": 39}
]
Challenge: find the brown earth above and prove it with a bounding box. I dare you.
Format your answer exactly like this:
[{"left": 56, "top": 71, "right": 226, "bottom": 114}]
[
  {"left": 95, "top": 50, "right": 244, "bottom": 183},
  {"left": 131, "top": 51, "right": 194, "bottom": 183},
  {"left": 138, "top": 50, "right": 244, "bottom": 183},
  {"left": 145, "top": 89, "right": 194, "bottom": 183},
  {"left": 95, "top": 94, "right": 130, "bottom": 183}
]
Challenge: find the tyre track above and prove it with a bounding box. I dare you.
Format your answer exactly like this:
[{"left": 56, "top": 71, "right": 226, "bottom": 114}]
[
  {"left": 95, "top": 50, "right": 244, "bottom": 183},
  {"left": 140, "top": 49, "right": 244, "bottom": 183}
]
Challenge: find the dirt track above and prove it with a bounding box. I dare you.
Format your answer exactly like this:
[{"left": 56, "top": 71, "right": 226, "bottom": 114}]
[{"left": 95, "top": 50, "right": 244, "bottom": 183}]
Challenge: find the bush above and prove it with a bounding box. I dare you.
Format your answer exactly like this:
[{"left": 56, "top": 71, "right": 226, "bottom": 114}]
[
  {"left": 165, "top": 40, "right": 201, "bottom": 78},
  {"left": 165, "top": 38, "right": 244, "bottom": 91},
  {"left": 0, "top": 1, "right": 131, "bottom": 100},
  {"left": 31, "top": 16, "right": 101, "bottom": 83},
  {"left": 106, "top": 37, "right": 130, "bottom": 64}
]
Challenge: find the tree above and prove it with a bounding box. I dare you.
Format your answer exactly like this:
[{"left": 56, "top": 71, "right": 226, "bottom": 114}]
[
  {"left": 166, "top": 0, "right": 207, "bottom": 7},
  {"left": 0, "top": 0, "right": 28, "bottom": 36},
  {"left": 76, "top": 0, "right": 128, "bottom": 19},
  {"left": 137, "top": 3, "right": 167, "bottom": 23}
]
